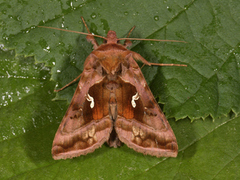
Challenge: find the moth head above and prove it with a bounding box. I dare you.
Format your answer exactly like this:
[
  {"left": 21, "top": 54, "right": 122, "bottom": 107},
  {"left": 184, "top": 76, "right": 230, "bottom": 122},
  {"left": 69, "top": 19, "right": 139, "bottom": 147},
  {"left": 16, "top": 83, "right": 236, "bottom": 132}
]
[{"left": 106, "top": 30, "right": 118, "bottom": 44}]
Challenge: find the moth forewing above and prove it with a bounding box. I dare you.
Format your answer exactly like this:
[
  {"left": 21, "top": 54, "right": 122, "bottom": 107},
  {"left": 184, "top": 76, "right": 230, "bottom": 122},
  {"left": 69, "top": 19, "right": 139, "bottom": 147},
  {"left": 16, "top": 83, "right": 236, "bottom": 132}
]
[
  {"left": 115, "top": 51, "right": 178, "bottom": 157},
  {"left": 41, "top": 17, "right": 186, "bottom": 160}
]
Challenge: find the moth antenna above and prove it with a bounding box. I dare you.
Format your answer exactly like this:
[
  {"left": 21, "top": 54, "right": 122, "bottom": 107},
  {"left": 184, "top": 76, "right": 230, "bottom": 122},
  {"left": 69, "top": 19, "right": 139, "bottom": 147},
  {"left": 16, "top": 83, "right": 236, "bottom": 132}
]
[
  {"left": 119, "top": 37, "right": 187, "bottom": 43},
  {"left": 38, "top": 26, "right": 107, "bottom": 40}
]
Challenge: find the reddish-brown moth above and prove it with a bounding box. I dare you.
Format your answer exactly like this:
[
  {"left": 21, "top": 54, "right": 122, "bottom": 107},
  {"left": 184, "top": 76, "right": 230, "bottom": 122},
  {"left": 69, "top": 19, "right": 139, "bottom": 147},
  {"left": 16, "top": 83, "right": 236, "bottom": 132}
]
[{"left": 39, "top": 17, "right": 186, "bottom": 160}]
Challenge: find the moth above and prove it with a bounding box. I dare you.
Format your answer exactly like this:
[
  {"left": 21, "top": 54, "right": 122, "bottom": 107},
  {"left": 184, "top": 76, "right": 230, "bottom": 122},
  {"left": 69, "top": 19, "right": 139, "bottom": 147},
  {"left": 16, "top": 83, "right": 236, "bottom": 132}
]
[{"left": 39, "top": 17, "right": 186, "bottom": 160}]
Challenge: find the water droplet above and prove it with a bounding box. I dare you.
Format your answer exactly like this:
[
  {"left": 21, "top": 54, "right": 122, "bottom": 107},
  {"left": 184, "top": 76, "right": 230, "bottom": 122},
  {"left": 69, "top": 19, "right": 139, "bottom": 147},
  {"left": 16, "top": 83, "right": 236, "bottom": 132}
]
[
  {"left": 100, "top": 19, "right": 109, "bottom": 34},
  {"left": 23, "top": 86, "right": 30, "bottom": 93},
  {"left": 124, "top": 11, "right": 128, "bottom": 16},
  {"left": 43, "top": 46, "right": 51, "bottom": 53},
  {"left": 154, "top": 16, "right": 159, "bottom": 21},
  {"left": 2, "top": 33, "right": 9, "bottom": 41},
  {"left": 70, "top": 59, "right": 76, "bottom": 65},
  {"left": 16, "top": 91, "right": 20, "bottom": 96},
  {"left": 0, "top": 20, "right": 5, "bottom": 26},
  {"left": 0, "top": 44, "right": 5, "bottom": 50},
  {"left": 61, "top": 16, "right": 65, "bottom": 28},
  {"left": 11, "top": 126, "right": 16, "bottom": 136},
  {"left": 32, "top": 118, "right": 37, "bottom": 128},
  {"left": 167, "top": 6, "right": 172, "bottom": 12},
  {"left": 25, "top": 41, "right": 31, "bottom": 46},
  {"left": 91, "top": 13, "right": 97, "bottom": 19},
  {"left": 2, "top": 136, "right": 8, "bottom": 140},
  {"left": 90, "top": 23, "right": 98, "bottom": 32},
  {"left": 1, "top": 10, "right": 7, "bottom": 14}
]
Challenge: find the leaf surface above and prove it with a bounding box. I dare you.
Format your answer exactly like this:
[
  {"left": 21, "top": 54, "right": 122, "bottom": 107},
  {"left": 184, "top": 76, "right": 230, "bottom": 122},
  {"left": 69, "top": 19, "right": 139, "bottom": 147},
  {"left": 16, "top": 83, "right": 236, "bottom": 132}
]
[{"left": 0, "top": 0, "right": 240, "bottom": 179}]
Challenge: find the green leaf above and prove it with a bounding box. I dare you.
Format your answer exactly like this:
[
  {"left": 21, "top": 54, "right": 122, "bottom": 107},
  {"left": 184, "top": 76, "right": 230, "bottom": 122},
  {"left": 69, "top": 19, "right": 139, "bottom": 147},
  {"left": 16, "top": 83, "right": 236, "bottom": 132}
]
[{"left": 0, "top": 0, "right": 240, "bottom": 179}]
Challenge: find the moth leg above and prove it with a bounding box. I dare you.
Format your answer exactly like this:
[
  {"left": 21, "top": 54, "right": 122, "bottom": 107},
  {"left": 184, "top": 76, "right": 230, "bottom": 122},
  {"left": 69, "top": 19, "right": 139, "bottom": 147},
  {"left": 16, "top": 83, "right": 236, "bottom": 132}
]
[
  {"left": 140, "top": 64, "right": 145, "bottom": 69},
  {"left": 147, "top": 62, "right": 187, "bottom": 67},
  {"left": 81, "top": 16, "right": 99, "bottom": 49},
  {"left": 123, "top": 40, "right": 132, "bottom": 48},
  {"left": 123, "top": 26, "right": 135, "bottom": 48},
  {"left": 54, "top": 73, "right": 82, "bottom": 92},
  {"left": 127, "top": 26, "right": 136, "bottom": 38},
  {"left": 132, "top": 52, "right": 151, "bottom": 66},
  {"left": 132, "top": 52, "right": 187, "bottom": 67}
]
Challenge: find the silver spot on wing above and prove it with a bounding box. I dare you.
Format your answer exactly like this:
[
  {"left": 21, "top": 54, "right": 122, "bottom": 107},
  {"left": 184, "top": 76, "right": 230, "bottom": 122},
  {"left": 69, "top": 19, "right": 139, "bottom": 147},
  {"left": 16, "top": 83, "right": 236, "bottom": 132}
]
[
  {"left": 131, "top": 92, "right": 139, "bottom": 108},
  {"left": 86, "top": 94, "right": 94, "bottom": 108}
]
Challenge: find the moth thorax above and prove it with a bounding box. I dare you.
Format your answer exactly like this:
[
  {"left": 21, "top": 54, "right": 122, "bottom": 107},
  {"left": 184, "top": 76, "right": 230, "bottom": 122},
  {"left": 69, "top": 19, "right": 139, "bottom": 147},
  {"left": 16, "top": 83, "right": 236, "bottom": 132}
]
[
  {"left": 107, "top": 73, "right": 118, "bottom": 81},
  {"left": 105, "top": 81, "right": 119, "bottom": 90},
  {"left": 110, "top": 63, "right": 122, "bottom": 77}
]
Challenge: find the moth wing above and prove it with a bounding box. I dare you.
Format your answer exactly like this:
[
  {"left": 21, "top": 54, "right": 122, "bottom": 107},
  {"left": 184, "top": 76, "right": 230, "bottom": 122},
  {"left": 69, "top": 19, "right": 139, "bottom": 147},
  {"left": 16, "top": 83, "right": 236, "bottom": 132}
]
[
  {"left": 52, "top": 55, "right": 113, "bottom": 160},
  {"left": 115, "top": 53, "right": 178, "bottom": 157}
]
